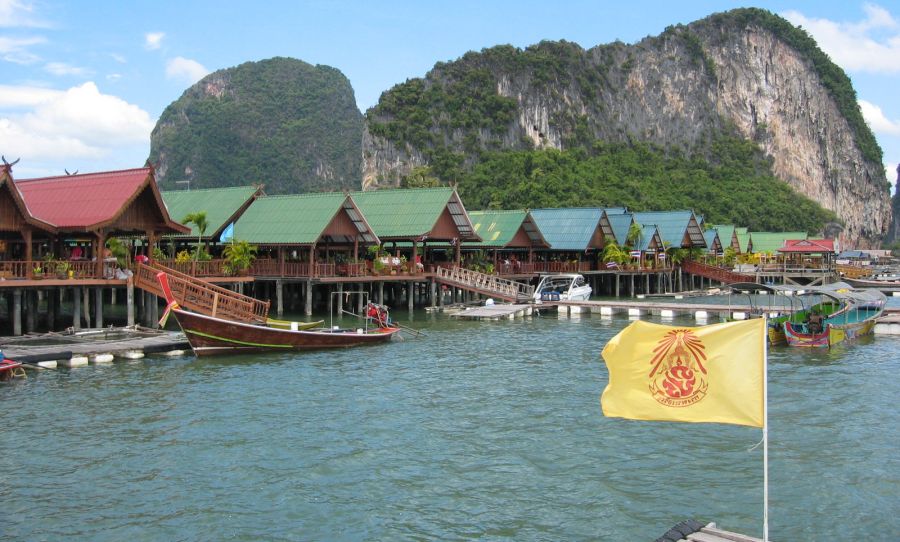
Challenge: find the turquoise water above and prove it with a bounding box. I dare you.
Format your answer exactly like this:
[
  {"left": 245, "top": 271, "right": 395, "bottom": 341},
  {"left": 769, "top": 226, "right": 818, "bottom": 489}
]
[{"left": 2, "top": 311, "right": 899, "bottom": 540}]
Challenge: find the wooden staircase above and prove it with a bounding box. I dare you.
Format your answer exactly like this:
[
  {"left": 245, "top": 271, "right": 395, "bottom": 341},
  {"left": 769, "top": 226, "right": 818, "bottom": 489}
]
[
  {"left": 435, "top": 266, "right": 534, "bottom": 303},
  {"left": 134, "top": 262, "right": 270, "bottom": 324}
]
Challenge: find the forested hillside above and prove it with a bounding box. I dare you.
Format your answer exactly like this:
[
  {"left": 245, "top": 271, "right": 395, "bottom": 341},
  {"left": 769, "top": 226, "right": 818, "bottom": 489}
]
[{"left": 149, "top": 57, "right": 362, "bottom": 194}]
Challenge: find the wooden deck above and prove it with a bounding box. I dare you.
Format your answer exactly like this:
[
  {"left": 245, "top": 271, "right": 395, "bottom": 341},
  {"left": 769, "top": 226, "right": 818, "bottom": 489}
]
[{"left": 657, "top": 521, "right": 764, "bottom": 542}]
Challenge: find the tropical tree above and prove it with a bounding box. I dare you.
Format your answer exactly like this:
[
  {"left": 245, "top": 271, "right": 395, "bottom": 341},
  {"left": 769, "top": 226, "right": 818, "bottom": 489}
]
[
  {"left": 222, "top": 240, "right": 258, "bottom": 275},
  {"left": 601, "top": 241, "right": 629, "bottom": 267},
  {"left": 625, "top": 222, "right": 643, "bottom": 249},
  {"left": 181, "top": 211, "right": 209, "bottom": 261}
]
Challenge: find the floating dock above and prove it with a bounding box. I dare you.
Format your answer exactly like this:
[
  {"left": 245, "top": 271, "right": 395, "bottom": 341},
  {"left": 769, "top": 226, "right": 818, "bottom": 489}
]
[
  {"left": 656, "top": 520, "right": 764, "bottom": 542},
  {"left": 449, "top": 304, "right": 533, "bottom": 320},
  {"left": 1, "top": 327, "right": 190, "bottom": 369}
]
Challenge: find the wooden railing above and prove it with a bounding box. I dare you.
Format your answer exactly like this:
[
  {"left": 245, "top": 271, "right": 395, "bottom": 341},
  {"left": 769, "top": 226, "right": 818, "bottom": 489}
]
[
  {"left": 681, "top": 259, "right": 756, "bottom": 284},
  {"left": 0, "top": 259, "right": 112, "bottom": 280},
  {"left": 134, "top": 262, "right": 270, "bottom": 324},
  {"left": 436, "top": 266, "right": 534, "bottom": 302}
]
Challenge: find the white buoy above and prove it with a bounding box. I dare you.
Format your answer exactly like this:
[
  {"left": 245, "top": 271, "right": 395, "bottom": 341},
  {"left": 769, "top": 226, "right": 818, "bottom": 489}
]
[
  {"left": 600, "top": 306, "right": 614, "bottom": 315},
  {"left": 120, "top": 350, "right": 144, "bottom": 360},
  {"left": 628, "top": 308, "right": 643, "bottom": 317},
  {"left": 732, "top": 311, "right": 747, "bottom": 320},
  {"left": 660, "top": 309, "right": 675, "bottom": 319},
  {"left": 569, "top": 305, "right": 584, "bottom": 314},
  {"left": 37, "top": 360, "right": 58, "bottom": 369},
  {"left": 485, "top": 298, "right": 495, "bottom": 306},
  {"left": 161, "top": 350, "right": 186, "bottom": 356},
  {"left": 63, "top": 355, "right": 89, "bottom": 368},
  {"left": 90, "top": 353, "right": 114, "bottom": 364},
  {"left": 695, "top": 310, "right": 708, "bottom": 321}
]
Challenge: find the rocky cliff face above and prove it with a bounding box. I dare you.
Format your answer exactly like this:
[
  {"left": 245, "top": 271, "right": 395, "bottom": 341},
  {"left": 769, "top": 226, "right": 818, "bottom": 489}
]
[
  {"left": 364, "top": 9, "right": 890, "bottom": 248},
  {"left": 149, "top": 57, "right": 363, "bottom": 194}
]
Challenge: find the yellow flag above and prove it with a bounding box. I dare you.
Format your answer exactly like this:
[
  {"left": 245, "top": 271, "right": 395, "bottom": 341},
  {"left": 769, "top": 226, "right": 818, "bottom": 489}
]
[{"left": 601, "top": 318, "right": 765, "bottom": 428}]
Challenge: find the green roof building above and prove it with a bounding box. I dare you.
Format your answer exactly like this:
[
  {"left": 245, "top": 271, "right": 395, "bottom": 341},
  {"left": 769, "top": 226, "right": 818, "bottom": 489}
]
[
  {"left": 350, "top": 187, "right": 478, "bottom": 242},
  {"left": 748, "top": 232, "right": 808, "bottom": 254},
  {"left": 233, "top": 192, "right": 378, "bottom": 248},
  {"left": 468, "top": 210, "right": 549, "bottom": 249},
  {"left": 529, "top": 207, "right": 605, "bottom": 251},
  {"left": 161, "top": 185, "right": 262, "bottom": 241},
  {"left": 632, "top": 210, "right": 707, "bottom": 249}
]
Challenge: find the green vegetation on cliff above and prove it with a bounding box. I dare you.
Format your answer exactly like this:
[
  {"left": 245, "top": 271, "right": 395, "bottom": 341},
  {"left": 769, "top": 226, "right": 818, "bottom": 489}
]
[
  {"left": 452, "top": 138, "right": 836, "bottom": 233},
  {"left": 149, "top": 57, "right": 363, "bottom": 194}
]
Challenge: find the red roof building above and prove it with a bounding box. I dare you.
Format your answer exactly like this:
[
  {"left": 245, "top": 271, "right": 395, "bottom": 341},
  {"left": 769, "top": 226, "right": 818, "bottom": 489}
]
[
  {"left": 16, "top": 167, "right": 187, "bottom": 234},
  {"left": 777, "top": 239, "right": 836, "bottom": 254}
]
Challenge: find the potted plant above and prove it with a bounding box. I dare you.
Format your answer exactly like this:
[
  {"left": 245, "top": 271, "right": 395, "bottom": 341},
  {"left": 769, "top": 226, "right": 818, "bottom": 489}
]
[
  {"left": 222, "top": 240, "right": 258, "bottom": 276},
  {"left": 55, "top": 260, "right": 71, "bottom": 279},
  {"left": 32, "top": 265, "right": 43, "bottom": 280}
]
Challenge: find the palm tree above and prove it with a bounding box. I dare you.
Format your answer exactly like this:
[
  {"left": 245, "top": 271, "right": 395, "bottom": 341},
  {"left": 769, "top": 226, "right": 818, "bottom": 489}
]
[
  {"left": 181, "top": 211, "right": 209, "bottom": 261},
  {"left": 625, "top": 221, "right": 643, "bottom": 249}
]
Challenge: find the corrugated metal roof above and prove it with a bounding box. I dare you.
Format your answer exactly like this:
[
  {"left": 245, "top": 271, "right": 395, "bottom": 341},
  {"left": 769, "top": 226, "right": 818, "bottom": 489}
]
[
  {"left": 779, "top": 238, "right": 835, "bottom": 253},
  {"left": 632, "top": 210, "right": 706, "bottom": 248},
  {"left": 605, "top": 213, "right": 634, "bottom": 245},
  {"left": 749, "top": 231, "right": 808, "bottom": 254},
  {"left": 469, "top": 210, "right": 526, "bottom": 247},
  {"left": 0, "top": 168, "right": 56, "bottom": 232},
  {"left": 351, "top": 187, "right": 476, "bottom": 240},
  {"left": 16, "top": 167, "right": 151, "bottom": 228},
  {"left": 530, "top": 207, "right": 603, "bottom": 251},
  {"left": 233, "top": 192, "right": 373, "bottom": 245},
  {"left": 636, "top": 224, "right": 663, "bottom": 251},
  {"left": 711, "top": 225, "right": 737, "bottom": 251},
  {"left": 704, "top": 229, "right": 722, "bottom": 253},
  {"left": 162, "top": 186, "right": 259, "bottom": 239}
]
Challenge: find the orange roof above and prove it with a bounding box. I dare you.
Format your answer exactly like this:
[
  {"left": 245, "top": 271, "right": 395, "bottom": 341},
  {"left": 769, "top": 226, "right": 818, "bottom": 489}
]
[
  {"left": 778, "top": 239, "right": 835, "bottom": 253},
  {"left": 15, "top": 167, "right": 188, "bottom": 233}
]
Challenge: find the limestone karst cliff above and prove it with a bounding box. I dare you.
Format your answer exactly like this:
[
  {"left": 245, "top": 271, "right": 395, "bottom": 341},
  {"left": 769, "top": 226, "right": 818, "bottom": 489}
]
[{"left": 364, "top": 8, "right": 890, "bottom": 247}]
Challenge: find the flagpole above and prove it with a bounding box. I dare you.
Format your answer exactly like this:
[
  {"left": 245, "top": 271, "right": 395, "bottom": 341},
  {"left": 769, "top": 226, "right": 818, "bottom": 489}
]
[{"left": 763, "top": 315, "right": 769, "bottom": 542}]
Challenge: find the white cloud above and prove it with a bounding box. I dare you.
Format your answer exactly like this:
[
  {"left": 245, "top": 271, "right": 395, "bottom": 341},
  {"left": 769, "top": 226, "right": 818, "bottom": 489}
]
[
  {"left": 783, "top": 4, "right": 900, "bottom": 73},
  {"left": 44, "top": 61, "right": 90, "bottom": 77},
  {"left": 0, "top": 82, "right": 154, "bottom": 161},
  {"left": 144, "top": 32, "right": 165, "bottom": 50},
  {"left": 859, "top": 99, "right": 900, "bottom": 136},
  {"left": 0, "top": 0, "right": 51, "bottom": 28},
  {"left": 165, "top": 56, "right": 209, "bottom": 84},
  {"left": 0, "top": 35, "right": 44, "bottom": 64},
  {"left": 109, "top": 53, "right": 126, "bottom": 64}
]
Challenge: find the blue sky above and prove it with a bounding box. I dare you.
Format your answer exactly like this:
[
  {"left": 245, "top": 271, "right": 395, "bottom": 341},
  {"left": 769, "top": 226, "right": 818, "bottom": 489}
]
[{"left": 2, "top": 1, "right": 900, "bottom": 189}]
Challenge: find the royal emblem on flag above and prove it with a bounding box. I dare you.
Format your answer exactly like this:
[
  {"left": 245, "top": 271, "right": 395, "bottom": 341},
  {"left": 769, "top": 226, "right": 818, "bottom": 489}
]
[{"left": 648, "top": 329, "right": 708, "bottom": 407}]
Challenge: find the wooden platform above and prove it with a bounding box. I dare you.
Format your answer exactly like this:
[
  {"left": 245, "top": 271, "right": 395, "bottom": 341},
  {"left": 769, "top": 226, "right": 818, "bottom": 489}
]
[
  {"left": 658, "top": 521, "right": 764, "bottom": 542},
  {"left": 1, "top": 327, "right": 189, "bottom": 366},
  {"left": 449, "top": 303, "right": 533, "bottom": 320}
]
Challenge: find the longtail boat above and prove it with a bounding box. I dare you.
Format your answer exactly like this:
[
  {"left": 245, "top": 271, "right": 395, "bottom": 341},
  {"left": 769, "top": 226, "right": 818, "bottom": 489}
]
[
  {"left": 155, "top": 271, "right": 400, "bottom": 357},
  {"left": 0, "top": 358, "right": 25, "bottom": 381},
  {"left": 782, "top": 283, "right": 886, "bottom": 348}
]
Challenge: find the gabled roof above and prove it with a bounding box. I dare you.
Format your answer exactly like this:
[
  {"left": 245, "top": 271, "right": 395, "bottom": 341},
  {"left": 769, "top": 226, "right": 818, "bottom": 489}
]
[
  {"left": 0, "top": 166, "right": 56, "bottom": 233},
  {"left": 15, "top": 167, "right": 188, "bottom": 233},
  {"left": 233, "top": 192, "right": 377, "bottom": 246},
  {"left": 530, "top": 207, "right": 605, "bottom": 251},
  {"left": 734, "top": 228, "right": 751, "bottom": 253},
  {"left": 635, "top": 224, "right": 663, "bottom": 251},
  {"left": 749, "top": 232, "right": 807, "bottom": 254},
  {"left": 711, "top": 225, "right": 738, "bottom": 252},
  {"left": 351, "top": 187, "right": 478, "bottom": 241},
  {"left": 632, "top": 210, "right": 706, "bottom": 248},
  {"left": 468, "top": 210, "right": 549, "bottom": 248},
  {"left": 704, "top": 229, "right": 722, "bottom": 253},
  {"left": 778, "top": 239, "right": 835, "bottom": 254},
  {"left": 603, "top": 213, "right": 634, "bottom": 245},
  {"left": 162, "top": 185, "right": 262, "bottom": 240}
]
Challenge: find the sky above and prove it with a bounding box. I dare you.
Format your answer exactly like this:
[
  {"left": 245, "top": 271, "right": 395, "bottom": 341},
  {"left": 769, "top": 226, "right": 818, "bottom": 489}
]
[{"left": 2, "top": 0, "right": 900, "bottom": 190}]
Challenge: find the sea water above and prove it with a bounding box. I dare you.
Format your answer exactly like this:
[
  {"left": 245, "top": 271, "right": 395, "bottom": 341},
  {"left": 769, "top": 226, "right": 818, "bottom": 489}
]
[{"left": 1, "top": 310, "right": 898, "bottom": 540}]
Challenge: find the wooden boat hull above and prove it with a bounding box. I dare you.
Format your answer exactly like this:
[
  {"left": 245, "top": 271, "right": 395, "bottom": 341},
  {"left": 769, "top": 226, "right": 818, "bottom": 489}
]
[
  {"left": 171, "top": 308, "right": 400, "bottom": 356},
  {"left": 0, "top": 359, "right": 25, "bottom": 381},
  {"left": 784, "top": 319, "right": 877, "bottom": 348}
]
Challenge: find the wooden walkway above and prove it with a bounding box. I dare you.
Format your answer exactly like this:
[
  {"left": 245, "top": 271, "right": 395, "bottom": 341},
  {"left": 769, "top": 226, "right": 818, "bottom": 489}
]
[
  {"left": 2, "top": 327, "right": 189, "bottom": 367},
  {"left": 434, "top": 267, "right": 534, "bottom": 303}
]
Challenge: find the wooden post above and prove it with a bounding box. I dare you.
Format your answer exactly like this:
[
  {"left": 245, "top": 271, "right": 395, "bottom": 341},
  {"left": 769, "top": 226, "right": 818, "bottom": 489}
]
[
  {"left": 73, "top": 287, "right": 81, "bottom": 330},
  {"left": 95, "top": 287, "right": 103, "bottom": 328},
  {"left": 378, "top": 281, "right": 384, "bottom": 305},
  {"left": 127, "top": 277, "right": 135, "bottom": 326},
  {"left": 276, "top": 279, "right": 284, "bottom": 317},
  {"left": 150, "top": 292, "right": 159, "bottom": 328},
  {"left": 48, "top": 288, "right": 57, "bottom": 330},
  {"left": 430, "top": 279, "right": 437, "bottom": 307},
  {"left": 304, "top": 280, "right": 313, "bottom": 316},
  {"left": 12, "top": 288, "right": 22, "bottom": 336},
  {"left": 82, "top": 286, "right": 91, "bottom": 328},
  {"left": 615, "top": 274, "right": 620, "bottom": 298},
  {"left": 408, "top": 281, "right": 414, "bottom": 311},
  {"left": 25, "top": 290, "right": 35, "bottom": 333},
  {"left": 336, "top": 282, "right": 343, "bottom": 315}
]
